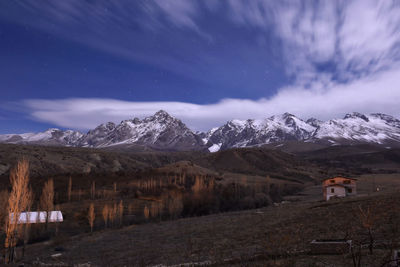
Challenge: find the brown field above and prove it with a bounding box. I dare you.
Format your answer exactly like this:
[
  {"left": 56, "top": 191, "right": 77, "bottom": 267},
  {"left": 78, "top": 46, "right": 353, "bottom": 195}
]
[{"left": 20, "top": 189, "right": 400, "bottom": 266}]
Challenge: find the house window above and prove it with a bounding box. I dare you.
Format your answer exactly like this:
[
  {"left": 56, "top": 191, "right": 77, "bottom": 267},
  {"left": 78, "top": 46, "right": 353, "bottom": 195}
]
[
  {"left": 330, "top": 180, "right": 335, "bottom": 183},
  {"left": 331, "top": 188, "right": 334, "bottom": 193},
  {"left": 344, "top": 180, "right": 350, "bottom": 184},
  {"left": 347, "top": 188, "right": 352, "bottom": 193}
]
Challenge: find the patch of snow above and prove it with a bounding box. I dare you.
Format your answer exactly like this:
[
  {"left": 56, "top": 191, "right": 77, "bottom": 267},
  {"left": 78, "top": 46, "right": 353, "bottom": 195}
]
[{"left": 208, "top": 143, "right": 222, "bottom": 153}]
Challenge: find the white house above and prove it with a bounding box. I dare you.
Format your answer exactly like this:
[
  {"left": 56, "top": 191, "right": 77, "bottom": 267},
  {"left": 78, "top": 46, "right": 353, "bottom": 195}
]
[{"left": 323, "top": 177, "right": 357, "bottom": 201}]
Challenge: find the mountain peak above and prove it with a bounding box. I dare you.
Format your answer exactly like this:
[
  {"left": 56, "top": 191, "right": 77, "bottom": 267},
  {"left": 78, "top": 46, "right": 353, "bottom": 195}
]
[
  {"left": 306, "top": 118, "right": 322, "bottom": 127},
  {"left": 370, "top": 113, "right": 396, "bottom": 121},
  {"left": 282, "top": 112, "right": 295, "bottom": 117},
  {"left": 270, "top": 112, "right": 295, "bottom": 120},
  {"left": 343, "top": 112, "right": 369, "bottom": 122},
  {"left": 45, "top": 128, "right": 61, "bottom": 132},
  {"left": 154, "top": 110, "right": 171, "bottom": 117},
  {"left": 146, "top": 110, "right": 175, "bottom": 122}
]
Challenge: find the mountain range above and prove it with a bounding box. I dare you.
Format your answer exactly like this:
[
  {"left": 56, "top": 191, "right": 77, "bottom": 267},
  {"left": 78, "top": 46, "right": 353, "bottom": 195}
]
[{"left": 1, "top": 110, "right": 400, "bottom": 152}]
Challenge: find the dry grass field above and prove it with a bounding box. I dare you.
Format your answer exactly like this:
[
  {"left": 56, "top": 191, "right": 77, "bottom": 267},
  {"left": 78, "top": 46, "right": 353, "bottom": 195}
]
[{"left": 20, "top": 189, "right": 400, "bottom": 266}]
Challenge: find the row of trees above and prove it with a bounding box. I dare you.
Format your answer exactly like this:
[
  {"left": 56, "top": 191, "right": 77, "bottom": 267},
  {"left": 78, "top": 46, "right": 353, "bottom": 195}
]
[
  {"left": 64, "top": 174, "right": 287, "bottom": 215},
  {"left": 0, "top": 160, "right": 56, "bottom": 264},
  {"left": 1, "top": 161, "right": 290, "bottom": 264}
]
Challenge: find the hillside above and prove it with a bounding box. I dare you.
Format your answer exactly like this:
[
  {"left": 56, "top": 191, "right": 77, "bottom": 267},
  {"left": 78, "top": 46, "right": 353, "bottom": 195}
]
[
  {"left": 0, "top": 143, "right": 322, "bottom": 185},
  {"left": 21, "top": 191, "right": 400, "bottom": 266}
]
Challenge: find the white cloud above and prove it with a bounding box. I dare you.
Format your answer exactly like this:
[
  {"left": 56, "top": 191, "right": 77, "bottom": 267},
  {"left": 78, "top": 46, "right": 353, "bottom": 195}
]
[
  {"left": 3, "top": 0, "right": 399, "bottom": 84},
  {"left": 151, "top": 0, "right": 199, "bottom": 30},
  {"left": 2, "top": 0, "right": 400, "bottom": 132},
  {"left": 225, "top": 0, "right": 400, "bottom": 85},
  {"left": 23, "top": 65, "right": 400, "bottom": 132}
]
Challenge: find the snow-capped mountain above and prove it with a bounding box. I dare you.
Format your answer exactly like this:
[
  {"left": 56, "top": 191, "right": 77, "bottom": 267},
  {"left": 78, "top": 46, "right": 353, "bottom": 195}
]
[
  {"left": 204, "top": 112, "right": 400, "bottom": 151},
  {"left": 0, "top": 128, "right": 83, "bottom": 146},
  {"left": 205, "top": 113, "right": 317, "bottom": 151},
  {"left": 78, "top": 110, "right": 206, "bottom": 151},
  {"left": 311, "top": 112, "right": 400, "bottom": 145},
  {"left": 1, "top": 111, "right": 400, "bottom": 152}
]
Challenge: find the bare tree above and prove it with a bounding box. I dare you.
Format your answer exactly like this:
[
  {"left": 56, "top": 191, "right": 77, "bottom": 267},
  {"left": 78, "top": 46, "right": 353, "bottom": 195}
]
[
  {"left": 88, "top": 203, "right": 95, "bottom": 233},
  {"left": 20, "top": 196, "right": 33, "bottom": 259},
  {"left": 102, "top": 204, "right": 109, "bottom": 228},
  {"left": 40, "top": 179, "right": 54, "bottom": 228},
  {"left": 0, "top": 190, "right": 9, "bottom": 231},
  {"left": 357, "top": 202, "right": 379, "bottom": 255},
  {"left": 67, "top": 177, "right": 72, "bottom": 202},
  {"left": 4, "top": 159, "right": 33, "bottom": 264},
  {"left": 168, "top": 191, "right": 183, "bottom": 219},
  {"left": 118, "top": 200, "right": 124, "bottom": 227},
  {"left": 192, "top": 176, "right": 206, "bottom": 195},
  {"left": 91, "top": 181, "right": 96, "bottom": 200},
  {"left": 144, "top": 205, "right": 150, "bottom": 220},
  {"left": 108, "top": 202, "right": 117, "bottom": 227},
  {"left": 150, "top": 201, "right": 159, "bottom": 218}
]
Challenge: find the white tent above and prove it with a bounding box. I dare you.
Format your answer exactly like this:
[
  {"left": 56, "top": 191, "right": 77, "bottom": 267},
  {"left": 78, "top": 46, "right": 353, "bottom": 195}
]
[{"left": 9, "top": 211, "right": 63, "bottom": 224}]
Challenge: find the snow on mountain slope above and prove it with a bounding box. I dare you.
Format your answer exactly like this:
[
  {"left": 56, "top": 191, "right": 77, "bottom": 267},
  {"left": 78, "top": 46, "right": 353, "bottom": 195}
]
[
  {"left": 206, "top": 112, "right": 400, "bottom": 151},
  {"left": 0, "top": 128, "right": 83, "bottom": 146},
  {"left": 79, "top": 110, "right": 206, "bottom": 151},
  {"left": 312, "top": 112, "right": 400, "bottom": 145},
  {"left": 78, "top": 122, "right": 116, "bottom": 147},
  {"left": 1, "top": 111, "right": 400, "bottom": 152},
  {"left": 206, "top": 113, "right": 317, "bottom": 152}
]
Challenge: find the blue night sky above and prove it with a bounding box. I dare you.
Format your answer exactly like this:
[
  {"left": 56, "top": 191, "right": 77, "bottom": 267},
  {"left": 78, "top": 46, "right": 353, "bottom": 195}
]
[{"left": 1, "top": 0, "right": 400, "bottom": 133}]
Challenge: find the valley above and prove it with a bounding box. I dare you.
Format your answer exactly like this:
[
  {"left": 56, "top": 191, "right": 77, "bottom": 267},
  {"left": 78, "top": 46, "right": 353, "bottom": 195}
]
[{"left": 0, "top": 142, "right": 399, "bottom": 266}]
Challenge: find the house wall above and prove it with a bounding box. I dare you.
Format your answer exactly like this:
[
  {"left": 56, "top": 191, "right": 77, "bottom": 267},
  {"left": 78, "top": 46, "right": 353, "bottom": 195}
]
[
  {"left": 323, "top": 177, "right": 357, "bottom": 200},
  {"left": 325, "top": 186, "right": 346, "bottom": 201}
]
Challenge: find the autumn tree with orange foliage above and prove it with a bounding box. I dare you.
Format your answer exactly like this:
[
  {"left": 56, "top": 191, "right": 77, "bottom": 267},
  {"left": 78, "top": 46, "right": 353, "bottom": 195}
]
[
  {"left": 168, "top": 191, "right": 183, "bottom": 219},
  {"left": 88, "top": 203, "right": 95, "bottom": 233},
  {"left": 4, "top": 159, "right": 33, "bottom": 264},
  {"left": 118, "top": 200, "right": 124, "bottom": 226},
  {"left": 102, "top": 204, "right": 109, "bottom": 228},
  {"left": 143, "top": 205, "right": 150, "bottom": 220}
]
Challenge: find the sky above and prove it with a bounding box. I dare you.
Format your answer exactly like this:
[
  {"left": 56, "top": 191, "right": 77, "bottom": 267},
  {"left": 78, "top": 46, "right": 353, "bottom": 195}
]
[{"left": 0, "top": 0, "right": 400, "bottom": 133}]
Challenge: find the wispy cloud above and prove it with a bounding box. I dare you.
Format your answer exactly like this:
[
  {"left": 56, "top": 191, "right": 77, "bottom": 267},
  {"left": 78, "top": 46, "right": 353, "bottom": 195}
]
[
  {"left": 23, "top": 65, "right": 400, "bottom": 132},
  {"left": 2, "top": 0, "right": 400, "bottom": 131},
  {"left": 2, "top": 0, "right": 399, "bottom": 85},
  {"left": 0, "top": 1, "right": 213, "bottom": 83},
  {"left": 225, "top": 0, "right": 400, "bottom": 85}
]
